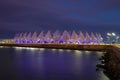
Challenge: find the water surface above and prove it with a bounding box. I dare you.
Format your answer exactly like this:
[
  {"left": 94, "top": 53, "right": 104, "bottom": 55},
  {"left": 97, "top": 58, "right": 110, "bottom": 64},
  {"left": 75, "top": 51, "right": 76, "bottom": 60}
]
[{"left": 0, "top": 46, "right": 109, "bottom": 80}]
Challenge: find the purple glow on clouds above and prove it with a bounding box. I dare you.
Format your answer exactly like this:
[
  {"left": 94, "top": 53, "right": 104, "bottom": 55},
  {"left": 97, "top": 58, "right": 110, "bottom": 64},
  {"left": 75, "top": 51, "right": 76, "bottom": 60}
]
[{"left": 0, "top": 0, "right": 120, "bottom": 38}]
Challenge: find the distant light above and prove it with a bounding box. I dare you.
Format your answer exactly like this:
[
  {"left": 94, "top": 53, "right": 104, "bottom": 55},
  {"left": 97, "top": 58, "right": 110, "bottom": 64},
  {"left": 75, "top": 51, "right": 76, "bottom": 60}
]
[
  {"left": 58, "top": 49, "right": 64, "bottom": 52},
  {"left": 112, "top": 32, "right": 116, "bottom": 36},
  {"left": 39, "top": 48, "right": 45, "bottom": 51},
  {"left": 107, "top": 33, "right": 111, "bottom": 36},
  {"left": 51, "top": 49, "right": 57, "bottom": 51},
  {"left": 74, "top": 50, "right": 82, "bottom": 54},
  {"left": 116, "top": 36, "right": 119, "bottom": 39},
  {"left": 85, "top": 51, "right": 91, "bottom": 54},
  {"left": 66, "top": 49, "right": 71, "bottom": 52}
]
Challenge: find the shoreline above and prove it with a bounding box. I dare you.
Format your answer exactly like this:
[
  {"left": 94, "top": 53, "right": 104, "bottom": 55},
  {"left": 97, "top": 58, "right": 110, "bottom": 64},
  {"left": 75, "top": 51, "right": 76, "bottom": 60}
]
[{"left": 0, "top": 43, "right": 109, "bottom": 51}]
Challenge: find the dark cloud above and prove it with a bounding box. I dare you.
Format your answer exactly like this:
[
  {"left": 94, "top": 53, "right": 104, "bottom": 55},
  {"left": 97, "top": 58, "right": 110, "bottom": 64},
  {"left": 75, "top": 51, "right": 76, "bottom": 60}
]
[{"left": 0, "top": 0, "right": 120, "bottom": 38}]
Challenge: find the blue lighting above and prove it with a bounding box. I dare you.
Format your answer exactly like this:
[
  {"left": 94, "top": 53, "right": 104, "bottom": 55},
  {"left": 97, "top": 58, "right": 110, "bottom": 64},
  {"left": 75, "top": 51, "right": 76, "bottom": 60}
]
[
  {"left": 59, "top": 39, "right": 64, "bottom": 43},
  {"left": 13, "top": 31, "right": 103, "bottom": 44}
]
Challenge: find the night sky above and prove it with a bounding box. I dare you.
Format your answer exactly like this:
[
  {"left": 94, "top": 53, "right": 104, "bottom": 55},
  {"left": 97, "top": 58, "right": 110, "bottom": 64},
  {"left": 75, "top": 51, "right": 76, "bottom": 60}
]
[{"left": 0, "top": 0, "right": 120, "bottom": 38}]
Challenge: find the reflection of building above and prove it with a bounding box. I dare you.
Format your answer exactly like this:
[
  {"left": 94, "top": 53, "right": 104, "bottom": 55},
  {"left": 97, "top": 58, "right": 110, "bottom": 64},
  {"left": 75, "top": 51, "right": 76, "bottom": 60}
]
[{"left": 14, "top": 31, "right": 103, "bottom": 44}]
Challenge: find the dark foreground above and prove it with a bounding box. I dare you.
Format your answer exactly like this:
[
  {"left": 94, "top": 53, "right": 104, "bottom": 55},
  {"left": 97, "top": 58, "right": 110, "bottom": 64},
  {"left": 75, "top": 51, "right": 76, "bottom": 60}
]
[{"left": 0, "top": 47, "right": 109, "bottom": 80}]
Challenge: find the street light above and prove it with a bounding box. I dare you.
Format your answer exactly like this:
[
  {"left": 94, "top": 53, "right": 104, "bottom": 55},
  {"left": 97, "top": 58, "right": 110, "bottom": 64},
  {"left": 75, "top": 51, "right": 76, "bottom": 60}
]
[
  {"left": 106, "top": 32, "right": 119, "bottom": 44},
  {"left": 107, "top": 33, "right": 111, "bottom": 36},
  {"left": 116, "top": 36, "right": 119, "bottom": 43},
  {"left": 112, "top": 32, "right": 116, "bottom": 36},
  {"left": 107, "top": 33, "right": 111, "bottom": 43}
]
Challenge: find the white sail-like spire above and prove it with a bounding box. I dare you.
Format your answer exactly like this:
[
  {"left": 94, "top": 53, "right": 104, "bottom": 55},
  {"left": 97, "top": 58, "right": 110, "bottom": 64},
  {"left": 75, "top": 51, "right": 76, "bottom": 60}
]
[
  {"left": 85, "top": 32, "right": 90, "bottom": 43},
  {"left": 79, "top": 31, "right": 84, "bottom": 43},
  {"left": 71, "top": 30, "right": 78, "bottom": 43},
  {"left": 19, "top": 32, "right": 24, "bottom": 43},
  {"left": 27, "top": 32, "right": 32, "bottom": 43},
  {"left": 38, "top": 31, "right": 44, "bottom": 43},
  {"left": 23, "top": 32, "right": 27, "bottom": 43},
  {"left": 32, "top": 32, "right": 37, "bottom": 43},
  {"left": 62, "top": 30, "right": 70, "bottom": 43},
  {"left": 45, "top": 30, "right": 52, "bottom": 43},
  {"left": 14, "top": 30, "right": 103, "bottom": 44},
  {"left": 53, "top": 30, "right": 61, "bottom": 43}
]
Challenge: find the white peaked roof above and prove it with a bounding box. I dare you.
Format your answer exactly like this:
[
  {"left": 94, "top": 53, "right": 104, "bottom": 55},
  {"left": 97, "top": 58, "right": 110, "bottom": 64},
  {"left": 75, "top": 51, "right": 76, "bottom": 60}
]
[
  {"left": 27, "top": 32, "right": 32, "bottom": 40},
  {"left": 53, "top": 30, "right": 61, "bottom": 41},
  {"left": 32, "top": 32, "right": 37, "bottom": 40},
  {"left": 62, "top": 30, "right": 70, "bottom": 41},
  {"left": 91, "top": 32, "right": 96, "bottom": 41},
  {"left": 79, "top": 31, "right": 84, "bottom": 42},
  {"left": 38, "top": 31, "right": 44, "bottom": 39},
  {"left": 85, "top": 32, "right": 90, "bottom": 41},
  {"left": 19, "top": 33, "right": 23, "bottom": 40},
  {"left": 71, "top": 30, "right": 78, "bottom": 40},
  {"left": 23, "top": 32, "right": 27, "bottom": 40},
  {"left": 14, "top": 30, "right": 103, "bottom": 44},
  {"left": 45, "top": 31, "right": 52, "bottom": 41}
]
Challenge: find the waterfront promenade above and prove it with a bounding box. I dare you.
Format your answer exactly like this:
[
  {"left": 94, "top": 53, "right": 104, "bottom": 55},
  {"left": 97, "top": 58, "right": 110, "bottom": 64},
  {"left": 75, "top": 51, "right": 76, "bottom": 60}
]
[
  {"left": 0, "top": 43, "right": 109, "bottom": 51},
  {"left": 0, "top": 43, "right": 120, "bottom": 51},
  {"left": 0, "top": 43, "right": 120, "bottom": 52}
]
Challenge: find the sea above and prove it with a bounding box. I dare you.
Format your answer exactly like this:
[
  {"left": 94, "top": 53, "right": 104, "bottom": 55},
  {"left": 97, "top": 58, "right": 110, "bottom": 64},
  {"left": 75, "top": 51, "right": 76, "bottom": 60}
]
[{"left": 0, "top": 46, "right": 109, "bottom": 80}]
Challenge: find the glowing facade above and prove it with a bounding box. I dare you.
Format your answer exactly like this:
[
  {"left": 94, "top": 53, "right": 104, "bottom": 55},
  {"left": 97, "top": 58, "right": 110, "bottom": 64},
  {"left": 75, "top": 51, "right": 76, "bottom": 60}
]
[{"left": 14, "top": 31, "right": 103, "bottom": 44}]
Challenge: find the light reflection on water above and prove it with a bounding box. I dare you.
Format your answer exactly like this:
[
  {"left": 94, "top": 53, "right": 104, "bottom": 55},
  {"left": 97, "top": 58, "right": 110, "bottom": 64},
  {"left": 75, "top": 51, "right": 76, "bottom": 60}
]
[{"left": 0, "top": 47, "right": 109, "bottom": 80}]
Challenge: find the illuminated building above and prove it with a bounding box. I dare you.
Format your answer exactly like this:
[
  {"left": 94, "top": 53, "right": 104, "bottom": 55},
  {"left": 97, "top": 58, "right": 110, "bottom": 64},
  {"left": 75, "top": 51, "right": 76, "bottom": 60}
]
[{"left": 14, "top": 30, "right": 103, "bottom": 44}]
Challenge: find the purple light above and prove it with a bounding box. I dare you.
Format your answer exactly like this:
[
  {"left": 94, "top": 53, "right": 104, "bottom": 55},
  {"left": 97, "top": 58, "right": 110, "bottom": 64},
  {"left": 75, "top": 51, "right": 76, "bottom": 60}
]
[
  {"left": 59, "top": 39, "right": 64, "bottom": 43},
  {"left": 13, "top": 31, "right": 103, "bottom": 44},
  {"left": 84, "top": 39, "right": 87, "bottom": 44}
]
